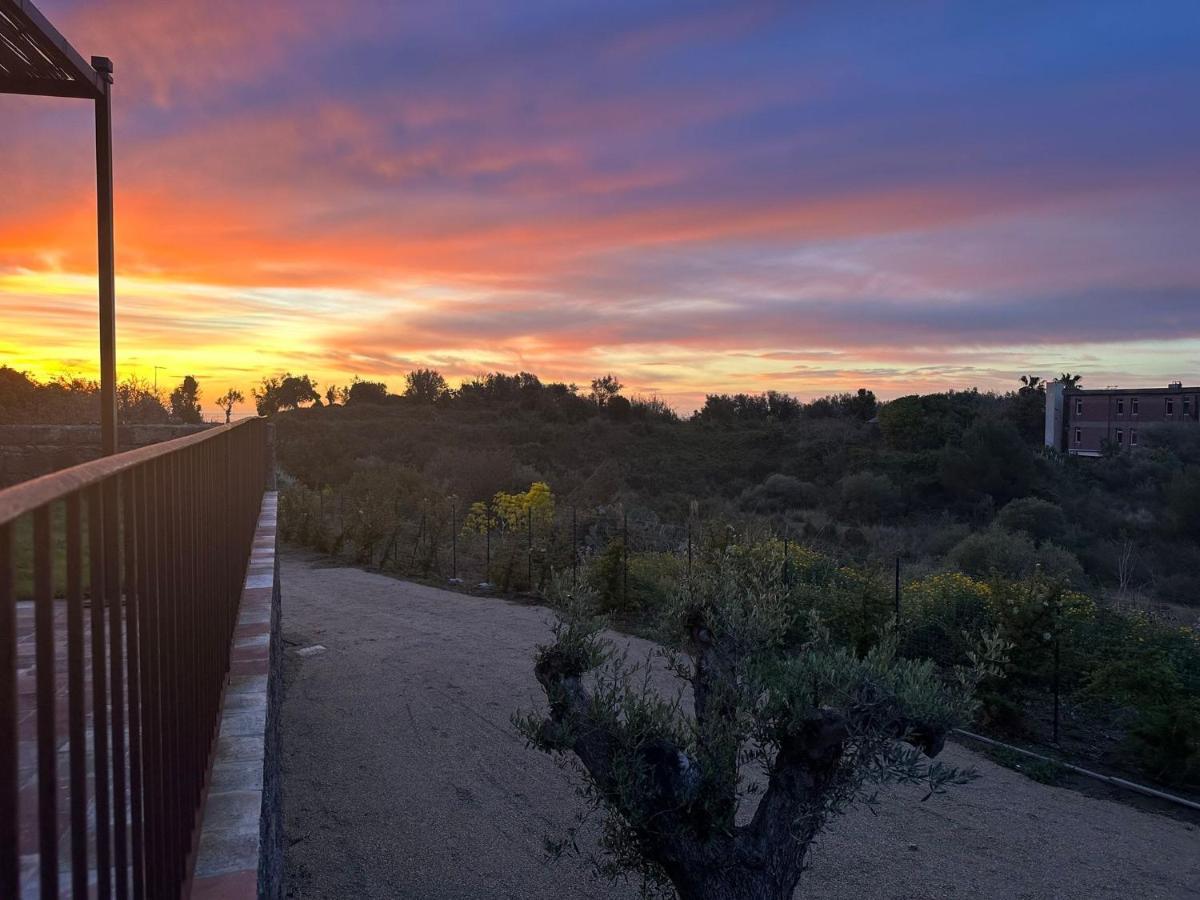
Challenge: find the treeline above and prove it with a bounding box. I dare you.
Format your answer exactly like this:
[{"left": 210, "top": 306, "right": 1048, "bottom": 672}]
[
  {"left": 249, "top": 368, "right": 882, "bottom": 425},
  {"left": 267, "top": 366, "right": 1200, "bottom": 612},
  {"left": 0, "top": 366, "right": 242, "bottom": 425}
]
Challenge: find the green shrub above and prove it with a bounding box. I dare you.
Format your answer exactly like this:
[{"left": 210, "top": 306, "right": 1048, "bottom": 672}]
[
  {"left": 740, "top": 473, "right": 819, "bottom": 512},
  {"left": 947, "top": 527, "right": 1038, "bottom": 580},
  {"left": 947, "top": 527, "right": 1083, "bottom": 585},
  {"left": 837, "top": 471, "right": 900, "bottom": 523},
  {"left": 279, "top": 484, "right": 326, "bottom": 548},
  {"left": 995, "top": 497, "right": 1068, "bottom": 544},
  {"left": 1125, "top": 700, "right": 1200, "bottom": 786}
]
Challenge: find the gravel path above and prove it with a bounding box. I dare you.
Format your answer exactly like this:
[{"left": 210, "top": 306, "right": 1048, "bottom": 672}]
[{"left": 281, "top": 554, "right": 1199, "bottom": 899}]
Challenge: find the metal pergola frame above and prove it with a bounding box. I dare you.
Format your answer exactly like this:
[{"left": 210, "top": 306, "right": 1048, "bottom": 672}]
[{"left": 1, "top": 0, "right": 117, "bottom": 454}]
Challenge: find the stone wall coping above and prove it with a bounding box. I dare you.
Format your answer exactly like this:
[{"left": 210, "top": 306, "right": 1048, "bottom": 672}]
[{"left": 190, "top": 492, "right": 280, "bottom": 900}]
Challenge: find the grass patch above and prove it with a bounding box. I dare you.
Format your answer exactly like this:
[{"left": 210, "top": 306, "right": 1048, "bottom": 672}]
[{"left": 986, "top": 746, "right": 1068, "bottom": 785}]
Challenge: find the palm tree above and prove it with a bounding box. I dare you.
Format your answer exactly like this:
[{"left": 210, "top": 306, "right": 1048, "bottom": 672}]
[
  {"left": 1019, "top": 374, "right": 1043, "bottom": 394},
  {"left": 1058, "top": 372, "right": 1083, "bottom": 388}
]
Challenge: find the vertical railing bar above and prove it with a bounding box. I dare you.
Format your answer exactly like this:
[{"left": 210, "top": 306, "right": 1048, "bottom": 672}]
[
  {"left": 107, "top": 475, "right": 129, "bottom": 899},
  {"left": 158, "top": 455, "right": 176, "bottom": 892},
  {"left": 159, "top": 454, "right": 173, "bottom": 898},
  {"left": 66, "top": 493, "right": 89, "bottom": 896},
  {"left": 125, "top": 468, "right": 146, "bottom": 900},
  {"left": 141, "top": 459, "right": 164, "bottom": 899},
  {"left": 0, "top": 523, "right": 16, "bottom": 899},
  {"left": 188, "top": 447, "right": 201, "bottom": 820},
  {"left": 201, "top": 442, "right": 213, "bottom": 772},
  {"left": 166, "top": 453, "right": 182, "bottom": 890},
  {"left": 32, "top": 504, "right": 58, "bottom": 899},
  {"left": 88, "top": 484, "right": 113, "bottom": 900},
  {"left": 182, "top": 449, "right": 195, "bottom": 833}
]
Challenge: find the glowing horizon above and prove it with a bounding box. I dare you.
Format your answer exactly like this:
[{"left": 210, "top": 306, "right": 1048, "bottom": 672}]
[{"left": 4, "top": 1, "right": 1199, "bottom": 418}]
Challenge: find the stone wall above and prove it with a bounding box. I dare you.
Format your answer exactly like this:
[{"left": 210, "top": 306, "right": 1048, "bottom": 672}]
[{"left": 0, "top": 423, "right": 213, "bottom": 486}]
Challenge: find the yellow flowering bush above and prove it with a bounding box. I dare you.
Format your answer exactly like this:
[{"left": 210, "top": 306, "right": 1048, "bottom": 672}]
[{"left": 462, "top": 481, "right": 555, "bottom": 534}]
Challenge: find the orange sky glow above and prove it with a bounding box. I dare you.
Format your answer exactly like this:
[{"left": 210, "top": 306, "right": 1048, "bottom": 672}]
[{"left": 4, "top": 1, "right": 1199, "bottom": 418}]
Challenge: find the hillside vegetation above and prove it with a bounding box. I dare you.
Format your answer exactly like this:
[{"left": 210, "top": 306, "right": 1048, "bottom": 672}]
[{"left": 273, "top": 371, "right": 1200, "bottom": 610}]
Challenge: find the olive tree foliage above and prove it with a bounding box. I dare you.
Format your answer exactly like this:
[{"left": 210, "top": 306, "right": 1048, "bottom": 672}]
[
  {"left": 516, "top": 550, "right": 1007, "bottom": 900},
  {"left": 215, "top": 388, "right": 244, "bottom": 424}
]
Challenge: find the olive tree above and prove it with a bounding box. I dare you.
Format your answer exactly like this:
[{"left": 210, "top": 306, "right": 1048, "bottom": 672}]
[{"left": 517, "top": 548, "right": 1006, "bottom": 900}]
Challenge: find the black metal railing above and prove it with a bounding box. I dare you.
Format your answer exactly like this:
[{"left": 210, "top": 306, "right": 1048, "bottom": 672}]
[{"left": 0, "top": 416, "right": 269, "bottom": 898}]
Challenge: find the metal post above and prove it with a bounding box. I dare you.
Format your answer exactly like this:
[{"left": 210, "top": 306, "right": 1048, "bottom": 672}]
[
  {"left": 687, "top": 518, "right": 693, "bottom": 581},
  {"left": 527, "top": 506, "right": 533, "bottom": 590},
  {"left": 1053, "top": 610, "right": 1061, "bottom": 745},
  {"left": 93, "top": 57, "right": 118, "bottom": 455},
  {"left": 485, "top": 506, "right": 491, "bottom": 584},
  {"left": 622, "top": 510, "right": 629, "bottom": 607},
  {"left": 782, "top": 528, "right": 789, "bottom": 588},
  {"left": 451, "top": 503, "right": 457, "bottom": 581},
  {"left": 571, "top": 506, "right": 578, "bottom": 590},
  {"left": 894, "top": 556, "right": 901, "bottom": 621}
]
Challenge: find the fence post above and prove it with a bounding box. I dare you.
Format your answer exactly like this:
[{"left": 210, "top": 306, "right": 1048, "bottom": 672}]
[
  {"left": 687, "top": 518, "right": 693, "bottom": 581},
  {"left": 572, "top": 506, "right": 578, "bottom": 590},
  {"left": 782, "top": 528, "right": 790, "bottom": 588},
  {"left": 527, "top": 505, "right": 533, "bottom": 591},
  {"left": 485, "top": 506, "right": 491, "bottom": 585},
  {"left": 1052, "top": 597, "right": 1061, "bottom": 744},
  {"left": 451, "top": 502, "right": 457, "bottom": 581},
  {"left": 894, "top": 556, "right": 901, "bottom": 621},
  {"left": 622, "top": 509, "right": 629, "bottom": 607}
]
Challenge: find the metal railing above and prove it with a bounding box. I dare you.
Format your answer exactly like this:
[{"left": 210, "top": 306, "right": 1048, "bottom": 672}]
[{"left": 0, "top": 416, "right": 269, "bottom": 898}]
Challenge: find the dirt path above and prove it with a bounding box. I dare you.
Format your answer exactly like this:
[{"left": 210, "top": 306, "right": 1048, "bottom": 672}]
[{"left": 281, "top": 554, "right": 1199, "bottom": 899}]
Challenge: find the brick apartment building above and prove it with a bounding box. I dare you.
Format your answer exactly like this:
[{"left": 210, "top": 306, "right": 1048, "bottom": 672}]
[{"left": 1045, "top": 381, "right": 1200, "bottom": 456}]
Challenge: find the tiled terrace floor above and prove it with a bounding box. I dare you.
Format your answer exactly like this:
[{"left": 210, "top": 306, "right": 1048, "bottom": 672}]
[
  {"left": 13, "top": 492, "right": 277, "bottom": 899},
  {"left": 15, "top": 599, "right": 130, "bottom": 898}
]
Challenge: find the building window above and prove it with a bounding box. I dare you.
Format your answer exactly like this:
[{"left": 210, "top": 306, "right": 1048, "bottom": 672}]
[
  {"left": 1116, "top": 428, "right": 1124, "bottom": 445},
  {"left": 1075, "top": 398, "right": 1083, "bottom": 416},
  {"left": 1075, "top": 428, "right": 1082, "bottom": 444},
  {"left": 1116, "top": 398, "right": 1124, "bottom": 414},
  {"left": 1166, "top": 398, "right": 1175, "bottom": 415},
  {"left": 1132, "top": 397, "right": 1139, "bottom": 415},
  {"left": 1186, "top": 397, "right": 1192, "bottom": 416},
  {"left": 1131, "top": 429, "right": 1138, "bottom": 446}
]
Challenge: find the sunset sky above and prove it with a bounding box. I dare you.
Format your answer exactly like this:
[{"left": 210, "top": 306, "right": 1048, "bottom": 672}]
[{"left": 3, "top": 0, "right": 1199, "bottom": 416}]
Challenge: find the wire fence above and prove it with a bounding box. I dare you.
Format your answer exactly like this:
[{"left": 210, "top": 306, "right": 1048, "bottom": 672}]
[{"left": 279, "top": 482, "right": 1200, "bottom": 790}]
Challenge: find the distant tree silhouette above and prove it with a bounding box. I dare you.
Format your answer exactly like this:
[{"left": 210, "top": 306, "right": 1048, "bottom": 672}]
[
  {"left": 1057, "top": 372, "right": 1083, "bottom": 388},
  {"left": 324, "top": 384, "right": 350, "bottom": 406},
  {"left": 845, "top": 388, "right": 878, "bottom": 420},
  {"left": 589, "top": 374, "right": 623, "bottom": 407},
  {"left": 216, "top": 388, "right": 244, "bottom": 424},
  {"left": 606, "top": 394, "right": 632, "bottom": 421},
  {"left": 116, "top": 375, "right": 170, "bottom": 424},
  {"left": 254, "top": 373, "right": 319, "bottom": 415},
  {"left": 404, "top": 368, "right": 449, "bottom": 404},
  {"left": 699, "top": 389, "right": 875, "bottom": 423},
  {"left": 1011, "top": 376, "right": 1047, "bottom": 443},
  {"left": 347, "top": 378, "right": 389, "bottom": 405},
  {"left": 169, "top": 375, "right": 203, "bottom": 424}
]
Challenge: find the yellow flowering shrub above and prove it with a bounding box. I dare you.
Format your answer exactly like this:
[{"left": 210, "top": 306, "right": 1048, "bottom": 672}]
[{"left": 463, "top": 481, "right": 555, "bottom": 534}]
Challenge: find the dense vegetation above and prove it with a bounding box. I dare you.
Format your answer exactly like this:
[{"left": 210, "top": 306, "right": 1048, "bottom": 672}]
[
  {"left": 270, "top": 369, "right": 1200, "bottom": 610},
  {"left": 269, "top": 370, "right": 1199, "bottom": 789},
  {"left": 0, "top": 365, "right": 205, "bottom": 425},
  {"left": 5, "top": 364, "right": 1197, "bottom": 785}
]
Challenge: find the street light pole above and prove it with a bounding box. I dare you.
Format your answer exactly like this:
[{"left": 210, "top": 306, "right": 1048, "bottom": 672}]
[{"left": 93, "top": 56, "right": 117, "bottom": 455}]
